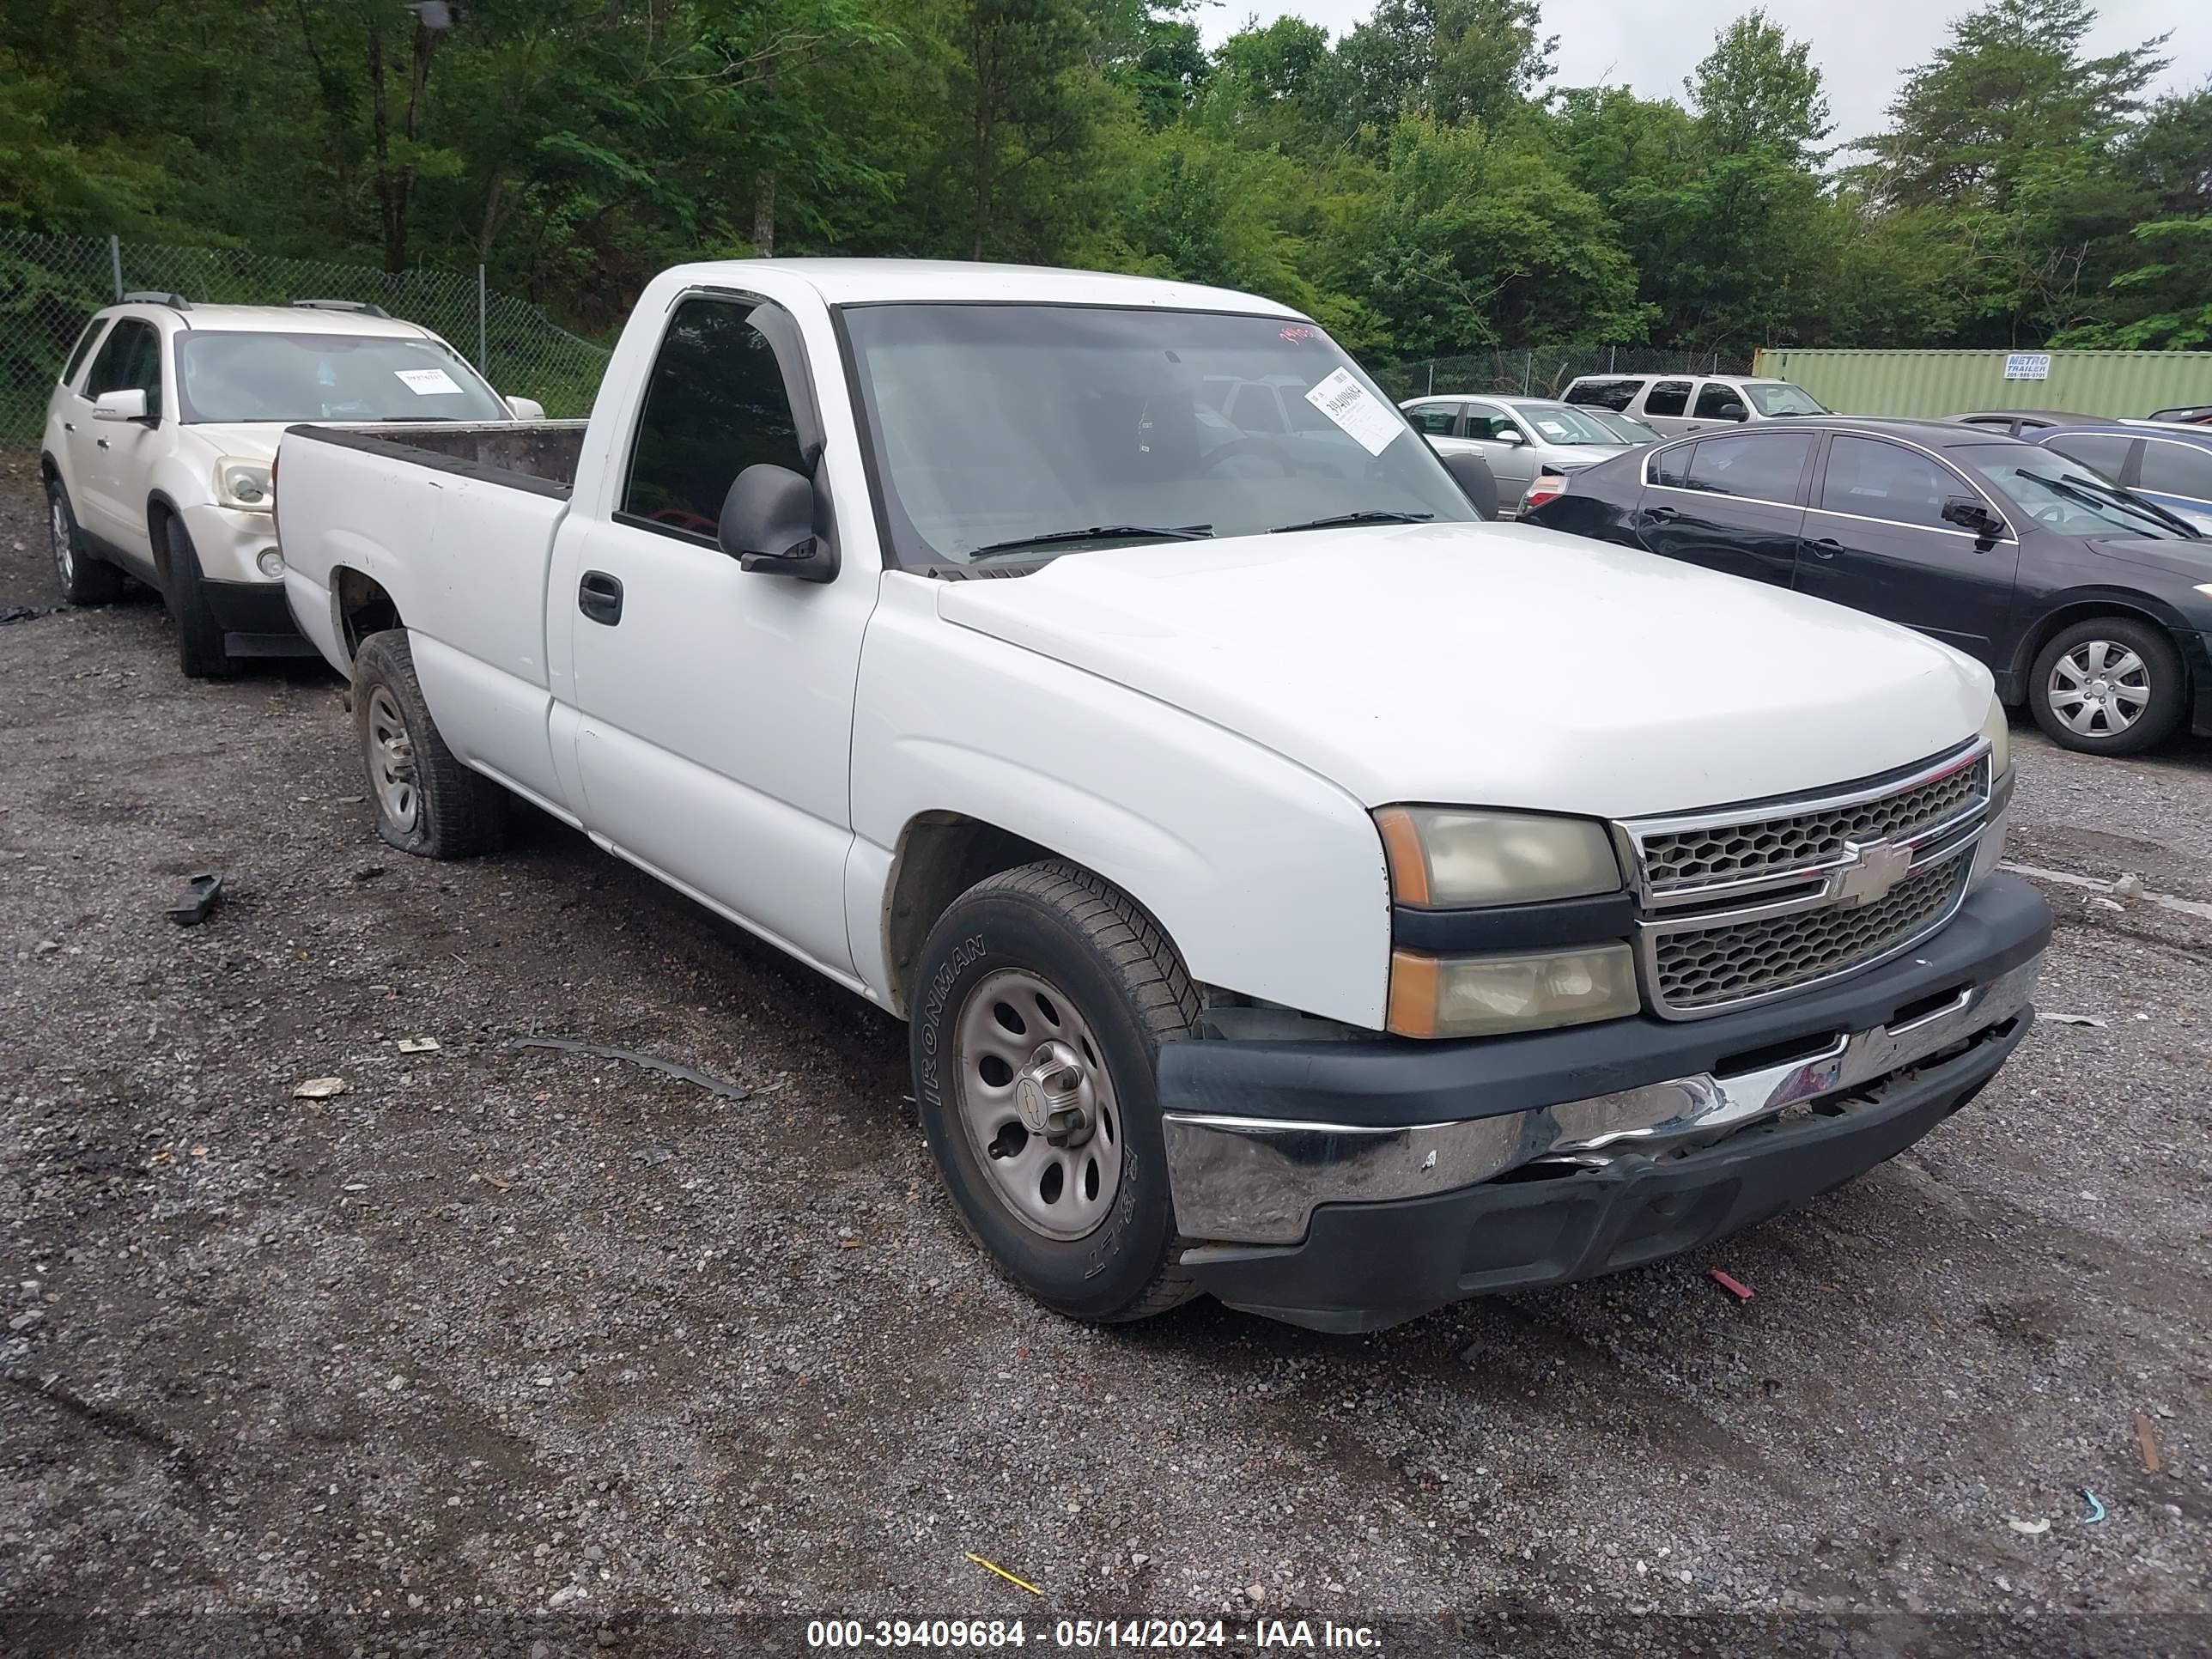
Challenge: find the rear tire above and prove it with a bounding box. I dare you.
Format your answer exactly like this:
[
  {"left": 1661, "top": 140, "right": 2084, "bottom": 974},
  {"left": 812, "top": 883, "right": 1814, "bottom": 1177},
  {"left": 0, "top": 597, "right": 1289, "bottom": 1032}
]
[
  {"left": 2028, "top": 617, "right": 2184, "bottom": 757},
  {"left": 46, "top": 477, "right": 122, "bottom": 606},
  {"left": 160, "top": 515, "right": 234, "bottom": 679},
  {"left": 352, "top": 629, "right": 507, "bottom": 859},
  {"left": 910, "top": 860, "right": 1201, "bottom": 1323}
]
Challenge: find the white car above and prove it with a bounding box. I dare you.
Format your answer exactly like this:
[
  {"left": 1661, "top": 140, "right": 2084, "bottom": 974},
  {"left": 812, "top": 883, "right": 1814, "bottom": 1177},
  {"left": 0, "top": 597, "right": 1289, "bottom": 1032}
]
[
  {"left": 1562, "top": 371, "right": 1829, "bottom": 439},
  {"left": 275, "top": 259, "right": 2051, "bottom": 1333},
  {"left": 38, "top": 294, "right": 538, "bottom": 678}
]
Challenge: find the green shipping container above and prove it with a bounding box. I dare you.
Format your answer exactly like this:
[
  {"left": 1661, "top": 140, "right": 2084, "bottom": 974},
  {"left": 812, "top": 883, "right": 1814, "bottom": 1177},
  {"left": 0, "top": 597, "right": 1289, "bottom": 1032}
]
[{"left": 1748, "top": 347, "right": 2212, "bottom": 422}]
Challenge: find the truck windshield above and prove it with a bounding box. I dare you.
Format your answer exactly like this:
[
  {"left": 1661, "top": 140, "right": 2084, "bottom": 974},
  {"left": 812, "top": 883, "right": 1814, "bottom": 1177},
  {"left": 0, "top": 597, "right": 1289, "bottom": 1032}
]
[
  {"left": 176, "top": 332, "right": 511, "bottom": 424},
  {"left": 840, "top": 304, "right": 1476, "bottom": 566}
]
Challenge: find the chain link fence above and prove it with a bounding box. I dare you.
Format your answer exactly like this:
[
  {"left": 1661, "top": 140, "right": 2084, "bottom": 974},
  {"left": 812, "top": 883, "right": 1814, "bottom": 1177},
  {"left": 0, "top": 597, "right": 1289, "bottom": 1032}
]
[
  {"left": 1371, "top": 345, "right": 1755, "bottom": 404},
  {"left": 0, "top": 230, "right": 612, "bottom": 444}
]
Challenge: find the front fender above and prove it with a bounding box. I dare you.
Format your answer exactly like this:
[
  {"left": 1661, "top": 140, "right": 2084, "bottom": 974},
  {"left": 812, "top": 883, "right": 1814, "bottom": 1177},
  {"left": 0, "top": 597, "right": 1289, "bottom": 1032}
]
[{"left": 848, "top": 579, "right": 1393, "bottom": 1030}]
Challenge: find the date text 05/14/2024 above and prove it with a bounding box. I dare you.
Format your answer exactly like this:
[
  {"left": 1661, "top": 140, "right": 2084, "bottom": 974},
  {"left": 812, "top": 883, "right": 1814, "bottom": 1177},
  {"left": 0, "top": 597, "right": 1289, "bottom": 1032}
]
[{"left": 805, "top": 1619, "right": 1383, "bottom": 1650}]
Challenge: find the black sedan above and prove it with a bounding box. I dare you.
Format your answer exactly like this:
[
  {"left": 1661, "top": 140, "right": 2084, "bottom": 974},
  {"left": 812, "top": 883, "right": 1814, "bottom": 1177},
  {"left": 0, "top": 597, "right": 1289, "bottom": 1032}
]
[{"left": 1523, "top": 417, "right": 2210, "bottom": 756}]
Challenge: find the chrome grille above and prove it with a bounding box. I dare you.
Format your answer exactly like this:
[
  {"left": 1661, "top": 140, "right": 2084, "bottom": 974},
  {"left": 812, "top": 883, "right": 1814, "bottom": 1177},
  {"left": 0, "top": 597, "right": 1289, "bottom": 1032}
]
[
  {"left": 1640, "top": 755, "right": 1987, "bottom": 896},
  {"left": 1650, "top": 856, "right": 1970, "bottom": 1012}
]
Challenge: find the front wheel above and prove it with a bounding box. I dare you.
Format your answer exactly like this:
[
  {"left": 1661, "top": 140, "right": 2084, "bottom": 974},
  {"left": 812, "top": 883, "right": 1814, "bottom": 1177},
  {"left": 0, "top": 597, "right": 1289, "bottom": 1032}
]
[
  {"left": 2028, "top": 617, "right": 2185, "bottom": 757},
  {"left": 910, "top": 860, "right": 1200, "bottom": 1323},
  {"left": 47, "top": 478, "right": 122, "bottom": 606},
  {"left": 161, "top": 515, "right": 234, "bottom": 679}
]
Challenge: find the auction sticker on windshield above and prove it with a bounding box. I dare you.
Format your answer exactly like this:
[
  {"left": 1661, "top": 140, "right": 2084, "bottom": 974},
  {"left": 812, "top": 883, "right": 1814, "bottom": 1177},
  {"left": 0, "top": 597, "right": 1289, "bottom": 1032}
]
[
  {"left": 395, "top": 368, "right": 464, "bottom": 396},
  {"left": 1304, "top": 368, "right": 1402, "bottom": 457}
]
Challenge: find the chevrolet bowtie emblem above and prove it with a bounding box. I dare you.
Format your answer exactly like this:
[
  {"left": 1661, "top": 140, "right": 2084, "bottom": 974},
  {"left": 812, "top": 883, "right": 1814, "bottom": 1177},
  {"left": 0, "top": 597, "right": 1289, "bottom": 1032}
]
[{"left": 1835, "top": 839, "right": 1911, "bottom": 907}]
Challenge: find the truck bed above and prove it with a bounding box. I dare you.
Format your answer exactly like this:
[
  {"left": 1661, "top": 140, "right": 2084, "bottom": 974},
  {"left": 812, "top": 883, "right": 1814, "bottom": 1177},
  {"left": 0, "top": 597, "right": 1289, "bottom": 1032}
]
[{"left": 283, "top": 419, "right": 590, "bottom": 496}]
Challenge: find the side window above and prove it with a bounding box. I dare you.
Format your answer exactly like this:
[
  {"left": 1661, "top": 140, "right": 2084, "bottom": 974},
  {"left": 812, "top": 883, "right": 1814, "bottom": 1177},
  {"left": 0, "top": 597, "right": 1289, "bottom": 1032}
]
[
  {"left": 1649, "top": 441, "right": 1696, "bottom": 489},
  {"left": 61, "top": 317, "right": 111, "bottom": 390},
  {"left": 1406, "top": 403, "right": 1460, "bottom": 437},
  {"left": 1693, "top": 382, "right": 1747, "bottom": 421},
  {"left": 622, "top": 296, "right": 805, "bottom": 542},
  {"left": 1464, "top": 404, "right": 1518, "bottom": 442},
  {"left": 2137, "top": 441, "right": 2212, "bottom": 500},
  {"left": 1566, "top": 378, "right": 1643, "bottom": 411},
  {"left": 1643, "top": 380, "right": 1692, "bottom": 418},
  {"left": 84, "top": 319, "right": 146, "bottom": 398},
  {"left": 1683, "top": 433, "right": 1813, "bottom": 502},
  {"left": 2043, "top": 432, "right": 2134, "bottom": 482},
  {"left": 1819, "top": 436, "right": 1963, "bottom": 530}
]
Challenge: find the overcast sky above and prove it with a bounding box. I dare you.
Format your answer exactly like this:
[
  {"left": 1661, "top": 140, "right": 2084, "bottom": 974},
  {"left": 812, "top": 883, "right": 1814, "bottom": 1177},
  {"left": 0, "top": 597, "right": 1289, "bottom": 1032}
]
[{"left": 1192, "top": 0, "right": 2209, "bottom": 156}]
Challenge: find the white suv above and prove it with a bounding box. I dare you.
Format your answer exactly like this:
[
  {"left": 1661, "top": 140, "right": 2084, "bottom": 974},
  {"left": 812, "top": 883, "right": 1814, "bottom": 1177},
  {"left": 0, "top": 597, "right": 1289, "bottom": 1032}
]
[
  {"left": 1561, "top": 371, "right": 1827, "bottom": 439},
  {"left": 39, "top": 295, "right": 536, "bottom": 677}
]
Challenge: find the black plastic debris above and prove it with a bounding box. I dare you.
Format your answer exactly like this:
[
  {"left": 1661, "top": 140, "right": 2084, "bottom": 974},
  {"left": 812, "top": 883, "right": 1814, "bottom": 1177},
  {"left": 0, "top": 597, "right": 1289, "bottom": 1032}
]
[{"left": 167, "top": 870, "right": 225, "bottom": 927}]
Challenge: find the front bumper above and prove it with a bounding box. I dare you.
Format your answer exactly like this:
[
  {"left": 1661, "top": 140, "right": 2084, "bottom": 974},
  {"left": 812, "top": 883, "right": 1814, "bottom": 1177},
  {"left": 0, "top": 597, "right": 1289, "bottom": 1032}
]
[
  {"left": 1160, "top": 874, "right": 2050, "bottom": 1331},
  {"left": 201, "top": 579, "right": 317, "bottom": 659}
]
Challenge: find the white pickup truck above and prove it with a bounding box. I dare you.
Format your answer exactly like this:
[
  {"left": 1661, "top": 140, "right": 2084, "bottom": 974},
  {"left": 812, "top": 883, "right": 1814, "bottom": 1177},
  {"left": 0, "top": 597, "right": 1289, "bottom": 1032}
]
[{"left": 275, "top": 259, "right": 2051, "bottom": 1333}]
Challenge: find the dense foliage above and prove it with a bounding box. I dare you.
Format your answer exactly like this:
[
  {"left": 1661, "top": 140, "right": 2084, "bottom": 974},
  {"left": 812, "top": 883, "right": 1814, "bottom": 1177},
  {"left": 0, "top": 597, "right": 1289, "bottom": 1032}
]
[{"left": 3, "top": 0, "right": 2203, "bottom": 353}]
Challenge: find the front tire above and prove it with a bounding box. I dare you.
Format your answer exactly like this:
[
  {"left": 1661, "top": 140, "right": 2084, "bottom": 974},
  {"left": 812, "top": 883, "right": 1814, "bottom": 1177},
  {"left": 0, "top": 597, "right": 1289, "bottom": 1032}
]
[
  {"left": 2028, "top": 617, "right": 2185, "bottom": 757},
  {"left": 160, "top": 515, "right": 234, "bottom": 679},
  {"left": 910, "top": 860, "right": 1200, "bottom": 1323},
  {"left": 352, "top": 629, "right": 507, "bottom": 858},
  {"left": 46, "top": 478, "right": 122, "bottom": 606}
]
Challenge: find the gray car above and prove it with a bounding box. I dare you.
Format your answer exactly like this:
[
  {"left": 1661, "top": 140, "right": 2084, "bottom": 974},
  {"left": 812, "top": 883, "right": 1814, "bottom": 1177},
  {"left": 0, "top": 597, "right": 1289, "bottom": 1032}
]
[{"left": 1400, "top": 394, "right": 1644, "bottom": 514}]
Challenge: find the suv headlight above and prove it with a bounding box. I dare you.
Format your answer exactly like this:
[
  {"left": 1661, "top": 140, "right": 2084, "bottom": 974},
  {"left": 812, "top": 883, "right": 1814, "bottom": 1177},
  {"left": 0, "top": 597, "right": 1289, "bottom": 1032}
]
[
  {"left": 1375, "top": 806, "right": 1640, "bottom": 1037},
  {"left": 216, "top": 458, "right": 274, "bottom": 513}
]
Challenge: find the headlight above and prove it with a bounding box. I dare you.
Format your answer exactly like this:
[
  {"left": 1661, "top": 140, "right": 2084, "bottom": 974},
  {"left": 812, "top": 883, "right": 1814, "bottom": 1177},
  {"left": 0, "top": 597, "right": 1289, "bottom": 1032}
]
[
  {"left": 216, "top": 458, "right": 274, "bottom": 513},
  {"left": 1375, "top": 806, "right": 1621, "bottom": 908},
  {"left": 1389, "top": 945, "right": 1639, "bottom": 1039},
  {"left": 1979, "top": 694, "right": 2009, "bottom": 780}
]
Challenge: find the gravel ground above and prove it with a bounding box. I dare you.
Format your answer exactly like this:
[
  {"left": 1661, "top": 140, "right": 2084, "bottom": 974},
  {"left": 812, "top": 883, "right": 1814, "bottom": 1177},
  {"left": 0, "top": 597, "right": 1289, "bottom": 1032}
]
[{"left": 1, "top": 461, "right": 2207, "bottom": 1656}]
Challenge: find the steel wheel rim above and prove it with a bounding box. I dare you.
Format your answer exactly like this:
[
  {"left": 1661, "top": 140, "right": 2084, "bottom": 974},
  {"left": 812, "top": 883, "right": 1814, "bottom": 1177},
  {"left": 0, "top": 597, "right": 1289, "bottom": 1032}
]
[
  {"left": 2049, "top": 640, "right": 2149, "bottom": 738},
  {"left": 951, "top": 968, "right": 1123, "bottom": 1242},
  {"left": 50, "top": 496, "right": 73, "bottom": 586},
  {"left": 365, "top": 685, "right": 420, "bottom": 832}
]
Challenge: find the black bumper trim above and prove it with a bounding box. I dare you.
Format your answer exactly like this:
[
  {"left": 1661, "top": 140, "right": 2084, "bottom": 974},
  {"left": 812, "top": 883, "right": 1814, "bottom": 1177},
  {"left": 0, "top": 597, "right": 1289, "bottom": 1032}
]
[
  {"left": 1187, "top": 1009, "right": 2027, "bottom": 1333},
  {"left": 1158, "top": 874, "right": 2050, "bottom": 1130},
  {"left": 202, "top": 579, "right": 317, "bottom": 657}
]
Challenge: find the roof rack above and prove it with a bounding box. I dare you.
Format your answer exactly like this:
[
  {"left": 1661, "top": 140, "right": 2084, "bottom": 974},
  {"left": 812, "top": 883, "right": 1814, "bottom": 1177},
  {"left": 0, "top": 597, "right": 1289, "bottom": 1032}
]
[
  {"left": 289, "top": 298, "right": 391, "bottom": 318},
  {"left": 120, "top": 290, "right": 191, "bottom": 311}
]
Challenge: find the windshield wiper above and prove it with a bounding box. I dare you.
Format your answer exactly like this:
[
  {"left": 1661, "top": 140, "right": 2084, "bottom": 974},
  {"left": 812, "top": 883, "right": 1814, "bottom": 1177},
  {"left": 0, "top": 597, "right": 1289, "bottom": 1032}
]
[
  {"left": 964, "top": 524, "right": 1214, "bottom": 561},
  {"left": 2029, "top": 471, "right": 2196, "bottom": 536},
  {"left": 1270, "top": 510, "right": 1433, "bottom": 534}
]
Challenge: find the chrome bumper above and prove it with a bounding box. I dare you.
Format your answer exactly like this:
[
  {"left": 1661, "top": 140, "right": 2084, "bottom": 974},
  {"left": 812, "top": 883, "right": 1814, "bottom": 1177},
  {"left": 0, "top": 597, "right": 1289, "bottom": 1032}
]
[{"left": 1162, "top": 955, "right": 2039, "bottom": 1246}]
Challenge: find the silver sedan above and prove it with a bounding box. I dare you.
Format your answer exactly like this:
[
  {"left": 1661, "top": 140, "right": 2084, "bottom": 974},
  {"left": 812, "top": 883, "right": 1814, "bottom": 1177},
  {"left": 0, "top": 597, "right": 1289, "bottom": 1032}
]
[{"left": 1400, "top": 395, "right": 1647, "bottom": 515}]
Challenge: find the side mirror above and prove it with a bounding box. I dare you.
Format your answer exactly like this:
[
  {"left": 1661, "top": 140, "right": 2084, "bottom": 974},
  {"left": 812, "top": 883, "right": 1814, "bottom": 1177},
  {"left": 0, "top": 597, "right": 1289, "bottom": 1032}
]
[
  {"left": 1714, "top": 401, "right": 1747, "bottom": 422},
  {"left": 1440, "top": 451, "right": 1499, "bottom": 521},
  {"left": 94, "top": 388, "right": 148, "bottom": 422},
  {"left": 1490, "top": 428, "right": 1526, "bottom": 445},
  {"left": 1942, "top": 495, "right": 2002, "bottom": 539},
  {"left": 505, "top": 395, "right": 545, "bottom": 421},
  {"left": 719, "top": 463, "right": 838, "bottom": 583}
]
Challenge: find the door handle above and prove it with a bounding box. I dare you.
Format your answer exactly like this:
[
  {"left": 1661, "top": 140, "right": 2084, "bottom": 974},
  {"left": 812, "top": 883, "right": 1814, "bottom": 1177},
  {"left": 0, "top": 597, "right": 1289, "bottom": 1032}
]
[
  {"left": 1641, "top": 505, "right": 1680, "bottom": 524},
  {"left": 1805, "top": 538, "right": 1844, "bottom": 559},
  {"left": 578, "top": 570, "right": 624, "bottom": 625},
  {"left": 95, "top": 437, "right": 111, "bottom": 450},
  {"left": 63, "top": 421, "right": 76, "bottom": 433}
]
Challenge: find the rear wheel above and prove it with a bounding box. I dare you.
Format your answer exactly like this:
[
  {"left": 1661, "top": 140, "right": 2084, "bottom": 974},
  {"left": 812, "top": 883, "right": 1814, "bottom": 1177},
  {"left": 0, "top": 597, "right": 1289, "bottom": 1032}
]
[
  {"left": 910, "top": 860, "right": 1200, "bottom": 1323},
  {"left": 352, "top": 629, "right": 507, "bottom": 858},
  {"left": 46, "top": 478, "right": 122, "bottom": 606},
  {"left": 160, "top": 515, "right": 234, "bottom": 679},
  {"left": 2028, "top": 617, "right": 2185, "bottom": 757}
]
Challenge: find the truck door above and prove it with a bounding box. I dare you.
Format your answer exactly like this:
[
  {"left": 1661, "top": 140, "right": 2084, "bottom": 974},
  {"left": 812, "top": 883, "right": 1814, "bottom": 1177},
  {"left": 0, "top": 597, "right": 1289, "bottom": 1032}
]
[{"left": 556, "top": 293, "right": 870, "bottom": 979}]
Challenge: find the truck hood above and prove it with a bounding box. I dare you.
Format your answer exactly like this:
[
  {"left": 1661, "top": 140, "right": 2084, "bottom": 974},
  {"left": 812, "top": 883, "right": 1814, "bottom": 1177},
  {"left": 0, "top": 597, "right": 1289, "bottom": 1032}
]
[{"left": 935, "top": 520, "right": 1993, "bottom": 817}]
